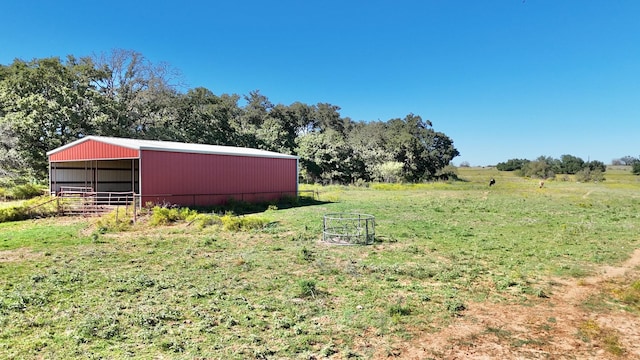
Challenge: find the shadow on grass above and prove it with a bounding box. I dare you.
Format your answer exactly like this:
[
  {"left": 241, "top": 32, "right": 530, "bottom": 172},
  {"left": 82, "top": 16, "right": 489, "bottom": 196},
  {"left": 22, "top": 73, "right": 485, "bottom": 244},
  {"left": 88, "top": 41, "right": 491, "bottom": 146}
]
[{"left": 191, "top": 195, "right": 332, "bottom": 216}]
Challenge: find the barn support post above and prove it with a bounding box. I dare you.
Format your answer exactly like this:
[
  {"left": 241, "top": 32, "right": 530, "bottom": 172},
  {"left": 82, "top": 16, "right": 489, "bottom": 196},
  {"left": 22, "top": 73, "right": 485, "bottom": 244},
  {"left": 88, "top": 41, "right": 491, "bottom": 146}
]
[
  {"left": 94, "top": 160, "right": 99, "bottom": 192},
  {"left": 138, "top": 156, "right": 143, "bottom": 208},
  {"left": 50, "top": 162, "right": 55, "bottom": 195}
]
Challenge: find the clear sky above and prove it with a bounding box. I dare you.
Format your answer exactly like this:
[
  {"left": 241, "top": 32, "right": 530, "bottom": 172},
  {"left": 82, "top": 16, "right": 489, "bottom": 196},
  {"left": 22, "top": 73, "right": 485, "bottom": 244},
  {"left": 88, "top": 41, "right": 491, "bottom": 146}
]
[{"left": 1, "top": 1, "right": 639, "bottom": 166}]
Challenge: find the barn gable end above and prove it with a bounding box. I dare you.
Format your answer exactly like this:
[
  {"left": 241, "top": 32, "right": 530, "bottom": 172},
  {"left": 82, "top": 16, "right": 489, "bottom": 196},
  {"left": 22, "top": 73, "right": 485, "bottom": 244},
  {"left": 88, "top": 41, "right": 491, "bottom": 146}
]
[{"left": 48, "top": 138, "right": 140, "bottom": 162}]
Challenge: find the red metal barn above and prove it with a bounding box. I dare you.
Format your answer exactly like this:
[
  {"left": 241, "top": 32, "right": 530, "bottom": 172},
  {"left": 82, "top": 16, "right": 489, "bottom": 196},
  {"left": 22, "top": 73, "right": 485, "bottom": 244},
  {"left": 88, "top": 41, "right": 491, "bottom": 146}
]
[{"left": 47, "top": 136, "right": 299, "bottom": 207}]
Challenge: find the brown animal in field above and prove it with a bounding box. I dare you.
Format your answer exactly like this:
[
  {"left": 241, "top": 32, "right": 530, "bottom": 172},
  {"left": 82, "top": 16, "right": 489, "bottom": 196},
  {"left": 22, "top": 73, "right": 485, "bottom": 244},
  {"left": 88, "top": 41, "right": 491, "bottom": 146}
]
[
  {"left": 489, "top": 178, "right": 496, "bottom": 187},
  {"left": 539, "top": 180, "right": 545, "bottom": 188}
]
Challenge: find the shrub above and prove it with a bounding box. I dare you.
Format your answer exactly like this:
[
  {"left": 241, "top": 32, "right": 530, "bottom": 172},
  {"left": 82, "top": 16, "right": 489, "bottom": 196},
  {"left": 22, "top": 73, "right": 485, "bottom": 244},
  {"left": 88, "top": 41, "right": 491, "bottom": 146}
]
[
  {"left": 298, "top": 247, "right": 315, "bottom": 263},
  {"left": 496, "top": 158, "right": 530, "bottom": 171},
  {"left": 436, "top": 165, "right": 459, "bottom": 181},
  {"left": 149, "top": 206, "right": 198, "bottom": 226},
  {"left": 298, "top": 279, "right": 318, "bottom": 298},
  {"left": 522, "top": 159, "right": 555, "bottom": 179},
  {"left": 353, "top": 178, "right": 368, "bottom": 187},
  {"left": 95, "top": 208, "right": 134, "bottom": 232},
  {"left": 389, "top": 304, "right": 411, "bottom": 316},
  {"left": 0, "top": 206, "right": 28, "bottom": 223},
  {"left": 575, "top": 168, "right": 605, "bottom": 182},
  {"left": 190, "top": 213, "right": 222, "bottom": 229},
  {"left": 220, "top": 214, "right": 268, "bottom": 231},
  {"left": 445, "top": 299, "right": 466, "bottom": 317},
  {"left": 0, "top": 196, "right": 58, "bottom": 223},
  {"left": 9, "top": 183, "right": 45, "bottom": 200},
  {"left": 374, "top": 161, "right": 404, "bottom": 183}
]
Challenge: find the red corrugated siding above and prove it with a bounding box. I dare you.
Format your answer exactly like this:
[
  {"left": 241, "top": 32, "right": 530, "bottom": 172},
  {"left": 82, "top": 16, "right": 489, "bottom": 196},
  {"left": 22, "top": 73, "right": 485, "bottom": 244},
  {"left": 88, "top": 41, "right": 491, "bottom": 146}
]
[
  {"left": 140, "top": 150, "right": 297, "bottom": 206},
  {"left": 49, "top": 139, "right": 139, "bottom": 162}
]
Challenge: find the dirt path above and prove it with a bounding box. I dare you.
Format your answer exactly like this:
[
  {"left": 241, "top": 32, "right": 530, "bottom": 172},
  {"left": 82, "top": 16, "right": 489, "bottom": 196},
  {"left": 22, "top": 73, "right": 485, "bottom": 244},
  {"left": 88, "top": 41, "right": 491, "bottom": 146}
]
[{"left": 384, "top": 249, "right": 640, "bottom": 359}]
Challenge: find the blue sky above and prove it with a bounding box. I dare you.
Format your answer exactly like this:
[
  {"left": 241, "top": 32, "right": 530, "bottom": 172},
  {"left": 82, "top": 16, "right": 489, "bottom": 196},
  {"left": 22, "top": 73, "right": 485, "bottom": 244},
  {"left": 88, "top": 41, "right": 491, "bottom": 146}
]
[{"left": 2, "top": 1, "right": 638, "bottom": 166}]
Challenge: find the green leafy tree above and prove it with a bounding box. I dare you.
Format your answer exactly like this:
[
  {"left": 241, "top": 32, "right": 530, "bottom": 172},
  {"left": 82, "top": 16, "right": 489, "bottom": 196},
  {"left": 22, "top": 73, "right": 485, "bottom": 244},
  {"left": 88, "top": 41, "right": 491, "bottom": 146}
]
[
  {"left": 585, "top": 160, "right": 606, "bottom": 173},
  {"left": 496, "top": 158, "right": 530, "bottom": 171},
  {"left": 559, "top": 154, "right": 585, "bottom": 174},
  {"left": 296, "top": 130, "right": 365, "bottom": 184},
  {"left": 375, "top": 161, "right": 404, "bottom": 183},
  {"left": 632, "top": 160, "right": 640, "bottom": 175},
  {"left": 1, "top": 51, "right": 462, "bottom": 183},
  {"left": 0, "top": 121, "right": 28, "bottom": 179},
  {"left": 314, "top": 103, "right": 344, "bottom": 134},
  {"left": 384, "top": 114, "right": 459, "bottom": 182},
  {"left": 0, "top": 56, "right": 107, "bottom": 177},
  {"left": 169, "top": 87, "right": 239, "bottom": 145},
  {"left": 288, "top": 102, "right": 318, "bottom": 135},
  {"left": 91, "top": 49, "right": 180, "bottom": 138},
  {"left": 257, "top": 104, "right": 299, "bottom": 154},
  {"left": 346, "top": 120, "right": 391, "bottom": 181},
  {"left": 232, "top": 90, "right": 272, "bottom": 148},
  {"left": 521, "top": 156, "right": 555, "bottom": 179}
]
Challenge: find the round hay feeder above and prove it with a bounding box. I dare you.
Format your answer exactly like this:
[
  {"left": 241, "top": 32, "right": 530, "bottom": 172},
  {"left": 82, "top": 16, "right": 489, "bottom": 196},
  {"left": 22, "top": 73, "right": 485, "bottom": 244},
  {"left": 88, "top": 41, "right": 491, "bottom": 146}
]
[{"left": 322, "top": 213, "right": 375, "bottom": 245}]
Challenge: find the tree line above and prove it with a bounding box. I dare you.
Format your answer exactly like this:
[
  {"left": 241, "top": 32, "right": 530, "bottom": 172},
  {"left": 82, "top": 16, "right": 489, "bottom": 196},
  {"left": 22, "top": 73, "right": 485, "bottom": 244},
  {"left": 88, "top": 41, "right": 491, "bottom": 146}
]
[
  {"left": 0, "top": 49, "right": 460, "bottom": 184},
  {"left": 497, "top": 154, "right": 640, "bottom": 179},
  {"left": 497, "top": 155, "right": 611, "bottom": 182}
]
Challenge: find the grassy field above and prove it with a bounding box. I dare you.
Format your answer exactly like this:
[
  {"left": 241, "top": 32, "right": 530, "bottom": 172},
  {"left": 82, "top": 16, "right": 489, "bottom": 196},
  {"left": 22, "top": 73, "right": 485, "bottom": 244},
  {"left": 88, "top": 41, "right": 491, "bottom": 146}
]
[{"left": 1, "top": 167, "right": 639, "bottom": 359}]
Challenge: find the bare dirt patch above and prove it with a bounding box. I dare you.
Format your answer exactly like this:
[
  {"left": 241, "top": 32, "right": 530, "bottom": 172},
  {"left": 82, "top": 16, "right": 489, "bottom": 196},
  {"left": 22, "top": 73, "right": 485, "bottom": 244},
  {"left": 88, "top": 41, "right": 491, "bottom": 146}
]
[
  {"left": 378, "top": 249, "right": 640, "bottom": 359},
  {"left": 0, "top": 247, "right": 42, "bottom": 263}
]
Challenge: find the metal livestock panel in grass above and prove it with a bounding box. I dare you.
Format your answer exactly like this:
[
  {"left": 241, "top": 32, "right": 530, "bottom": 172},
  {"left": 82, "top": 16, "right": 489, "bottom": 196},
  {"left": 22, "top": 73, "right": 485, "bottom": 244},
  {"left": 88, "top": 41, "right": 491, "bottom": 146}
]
[{"left": 139, "top": 150, "right": 298, "bottom": 206}]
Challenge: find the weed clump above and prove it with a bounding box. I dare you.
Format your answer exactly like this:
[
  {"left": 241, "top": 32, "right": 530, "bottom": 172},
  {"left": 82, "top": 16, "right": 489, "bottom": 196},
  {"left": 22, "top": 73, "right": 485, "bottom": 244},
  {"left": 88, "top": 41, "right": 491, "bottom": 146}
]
[
  {"left": 611, "top": 280, "right": 640, "bottom": 310},
  {"left": 298, "top": 279, "right": 319, "bottom": 298},
  {"left": 150, "top": 206, "right": 198, "bottom": 225},
  {"left": 4, "top": 183, "right": 46, "bottom": 200},
  {"left": 0, "top": 195, "right": 58, "bottom": 223},
  {"left": 220, "top": 213, "right": 269, "bottom": 231},
  {"left": 147, "top": 205, "right": 270, "bottom": 232},
  {"left": 95, "top": 208, "right": 134, "bottom": 233},
  {"left": 578, "top": 319, "right": 625, "bottom": 356},
  {"left": 388, "top": 304, "right": 411, "bottom": 316},
  {"left": 445, "top": 299, "right": 466, "bottom": 317},
  {"left": 75, "top": 314, "right": 122, "bottom": 343},
  {"left": 298, "top": 247, "right": 315, "bottom": 263}
]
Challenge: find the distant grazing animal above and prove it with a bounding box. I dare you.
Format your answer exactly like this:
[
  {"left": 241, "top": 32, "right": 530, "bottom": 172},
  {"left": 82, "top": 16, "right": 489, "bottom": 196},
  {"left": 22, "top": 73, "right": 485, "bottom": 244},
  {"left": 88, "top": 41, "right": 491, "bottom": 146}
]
[
  {"left": 539, "top": 180, "right": 545, "bottom": 188},
  {"left": 489, "top": 178, "right": 496, "bottom": 187}
]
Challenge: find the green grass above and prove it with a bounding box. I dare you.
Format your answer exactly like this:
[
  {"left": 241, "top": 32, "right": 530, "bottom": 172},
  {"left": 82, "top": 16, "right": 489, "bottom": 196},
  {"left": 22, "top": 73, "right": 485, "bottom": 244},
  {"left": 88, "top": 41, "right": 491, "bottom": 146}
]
[
  {"left": 0, "top": 168, "right": 639, "bottom": 358},
  {"left": 0, "top": 218, "right": 90, "bottom": 251}
]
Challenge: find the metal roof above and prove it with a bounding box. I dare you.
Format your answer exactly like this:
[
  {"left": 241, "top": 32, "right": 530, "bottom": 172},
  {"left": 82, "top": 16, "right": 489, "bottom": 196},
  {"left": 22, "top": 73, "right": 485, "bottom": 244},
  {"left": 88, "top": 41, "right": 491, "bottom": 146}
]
[{"left": 47, "top": 136, "right": 298, "bottom": 159}]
